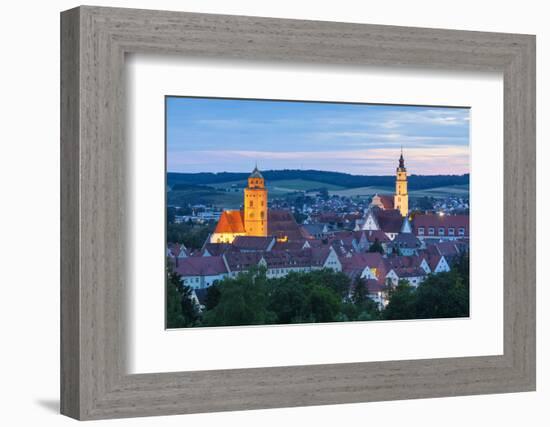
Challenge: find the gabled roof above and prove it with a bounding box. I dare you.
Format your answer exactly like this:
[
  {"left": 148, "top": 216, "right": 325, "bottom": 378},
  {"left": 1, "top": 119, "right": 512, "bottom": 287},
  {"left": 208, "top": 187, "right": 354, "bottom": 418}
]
[
  {"left": 375, "top": 209, "right": 404, "bottom": 233},
  {"left": 427, "top": 254, "right": 445, "bottom": 271},
  {"left": 213, "top": 210, "right": 245, "bottom": 234},
  {"left": 341, "top": 253, "right": 384, "bottom": 278},
  {"left": 167, "top": 243, "right": 187, "bottom": 258},
  {"left": 175, "top": 256, "right": 228, "bottom": 277},
  {"left": 364, "top": 229, "right": 390, "bottom": 243},
  {"left": 392, "top": 232, "right": 421, "bottom": 249},
  {"left": 302, "top": 223, "right": 329, "bottom": 236}
]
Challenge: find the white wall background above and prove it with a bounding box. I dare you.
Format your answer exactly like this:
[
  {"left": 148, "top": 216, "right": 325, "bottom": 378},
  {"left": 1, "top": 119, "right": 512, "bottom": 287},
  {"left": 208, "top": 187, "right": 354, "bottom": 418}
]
[{"left": 0, "top": 0, "right": 546, "bottom": 425}]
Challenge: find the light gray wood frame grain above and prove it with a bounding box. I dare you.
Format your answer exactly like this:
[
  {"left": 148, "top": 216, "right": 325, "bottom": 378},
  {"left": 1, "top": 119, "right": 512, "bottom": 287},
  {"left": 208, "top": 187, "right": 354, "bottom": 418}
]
[{"left": 60, "top": 5, "right": 536, "bottom": 420}]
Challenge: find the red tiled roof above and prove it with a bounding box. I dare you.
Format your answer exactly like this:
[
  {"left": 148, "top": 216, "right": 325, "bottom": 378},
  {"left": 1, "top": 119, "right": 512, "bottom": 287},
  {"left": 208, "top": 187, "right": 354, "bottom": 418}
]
[
  {"left": 384, "top": 255, "right": 425, "bottom": 270},
  {"left": 426, "top": 241, "right": 461, "bottom": 257},
  {"left": 202, "top": 243, "right": 232, "bottom": 256},
  {"left": 427, "top": 254, "right": 443, "bottom": 271},
  {"left": 391, "top": 232, "right": 421, "bottom": 249},
  {"left": 378, "top": 195, "right": 395, "bottom": 210},
  {"left": 213, "top": 210, "right": 245, "bottom": 234},
  {"left": 272, "top": 240, "right": 308, "bottom": 251},
  {"left": 412, "top": 214, "right": 469, "bottom": 236},
  {"left": 341, "top": 253, "right": 385, "bottom": 281},
  {"left": 224, "top": 249, "right": 326, "bottom": 271},
  {"left": 392, "top": 266, "right": 427, "bottom": 278},
  {"left": 365, "top": 278, "right": 387, "bottom": 294},
  {"left": 363, "top": 230, "right": 390, "bottom": 243},
  {"left": 375, "top": 209, "right": 404, "bottom": 233},
  {"left": 175, "top": 256, "right": 228, "bottom": 277},
  {"left": 268, "top": 210, "right": 304, "bottom": 241},
  {"left": 232, "top": 236, "right": 275, "bottom": 251}
]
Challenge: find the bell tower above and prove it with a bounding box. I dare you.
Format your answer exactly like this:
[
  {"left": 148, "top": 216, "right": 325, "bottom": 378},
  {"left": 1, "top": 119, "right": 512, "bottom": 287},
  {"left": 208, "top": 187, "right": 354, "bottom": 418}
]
[
  {"left": 394, "top": 148, "right": 408, "bottom": 217},
  {"left": 244, "top": 165, "right": 268, "bottom": 236}
]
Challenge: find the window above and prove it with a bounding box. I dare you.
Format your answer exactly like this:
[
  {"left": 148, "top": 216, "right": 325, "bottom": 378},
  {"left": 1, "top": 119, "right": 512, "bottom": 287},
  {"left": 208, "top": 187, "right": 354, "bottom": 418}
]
[
  {"left": 428, "top": 227, "right": 435, "bottom": 236},
  {"left": 438, "top": 227, "right": 445, "bottom": 236},
  {"left": 418, "top": 227, "right": 425, "bottom": 235},
  {"left": 458, "top": 227, "right": 465, "bottom": 236},
  {"left": 249, "top": 200, "right": 253, "bottom": 207},
  {"left": 448, "top": 227, "right": 455, "bottom": 236}
]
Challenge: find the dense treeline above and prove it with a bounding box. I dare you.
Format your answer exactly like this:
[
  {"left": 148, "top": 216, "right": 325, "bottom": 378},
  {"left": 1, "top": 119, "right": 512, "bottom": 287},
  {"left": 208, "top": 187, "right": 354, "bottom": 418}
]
[
  {"left": 167, "top": 170, "right": 469, "bottom": 191},
  {"left": 166, "top": 253, "right": 470, "bottom": 328},
  {"left": 166, "top": 222, "right": 215, "bottom": 250}
]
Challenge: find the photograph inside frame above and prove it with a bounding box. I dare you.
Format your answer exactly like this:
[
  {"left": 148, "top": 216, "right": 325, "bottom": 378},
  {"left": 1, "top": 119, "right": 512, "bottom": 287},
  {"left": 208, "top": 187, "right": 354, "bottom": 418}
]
[{"left": 165, "top": 96, "right": 470, "bottom": 329}]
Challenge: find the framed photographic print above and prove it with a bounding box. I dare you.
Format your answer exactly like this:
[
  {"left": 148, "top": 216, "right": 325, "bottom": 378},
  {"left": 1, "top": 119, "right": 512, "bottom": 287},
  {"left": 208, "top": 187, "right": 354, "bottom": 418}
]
[{"left": 61, "top": 6, "right": 536, "bottom": 420}]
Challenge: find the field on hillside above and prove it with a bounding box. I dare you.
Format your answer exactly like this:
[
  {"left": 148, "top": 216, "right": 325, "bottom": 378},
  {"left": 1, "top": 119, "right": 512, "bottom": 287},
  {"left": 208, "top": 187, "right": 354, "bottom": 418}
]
[
  {"left": 329, "top": 186, "right": 394, "bottom": 198},
  {"left": 167, "top": 172, "right": 469, "bottom": 209},
  {"left": 408, "top": 184, "right": 470, "bottom": 198}
]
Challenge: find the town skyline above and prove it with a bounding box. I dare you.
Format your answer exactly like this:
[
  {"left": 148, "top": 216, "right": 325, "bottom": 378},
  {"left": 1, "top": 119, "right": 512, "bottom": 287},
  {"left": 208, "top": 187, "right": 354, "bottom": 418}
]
[{"left": 166, "top": 97, "right": 470, "bottom": 176}]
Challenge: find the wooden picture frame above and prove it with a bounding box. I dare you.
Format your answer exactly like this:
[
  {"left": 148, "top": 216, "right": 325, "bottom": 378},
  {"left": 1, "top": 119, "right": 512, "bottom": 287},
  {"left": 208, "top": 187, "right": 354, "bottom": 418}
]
[{"left": 60, "top": 5, "right": 536, "bottom": 420}]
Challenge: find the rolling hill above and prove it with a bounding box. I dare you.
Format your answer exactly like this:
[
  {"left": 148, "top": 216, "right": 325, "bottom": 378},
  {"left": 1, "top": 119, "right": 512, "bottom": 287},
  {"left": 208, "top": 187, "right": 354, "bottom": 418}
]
[{"left": 167, "top": 170, "right": 469, "bottom": 208}]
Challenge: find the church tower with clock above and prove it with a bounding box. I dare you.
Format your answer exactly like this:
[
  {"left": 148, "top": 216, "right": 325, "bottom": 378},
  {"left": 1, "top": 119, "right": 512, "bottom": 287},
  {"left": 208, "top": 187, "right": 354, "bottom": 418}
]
[{"left": 394, "top": 149, "right": 409, "bottom": 217}]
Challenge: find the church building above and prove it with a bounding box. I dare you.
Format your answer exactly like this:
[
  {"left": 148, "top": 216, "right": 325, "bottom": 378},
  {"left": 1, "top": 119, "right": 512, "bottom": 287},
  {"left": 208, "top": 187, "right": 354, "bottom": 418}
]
[{"left": 210, "top": 166, "right": 304, "bottom": 244}]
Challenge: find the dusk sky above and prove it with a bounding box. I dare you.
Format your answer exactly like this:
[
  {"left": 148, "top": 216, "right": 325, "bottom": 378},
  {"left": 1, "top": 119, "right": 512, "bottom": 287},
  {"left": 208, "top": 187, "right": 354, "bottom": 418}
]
[{"left": 166, "top": 97, "right": 470, "bottom": 176}]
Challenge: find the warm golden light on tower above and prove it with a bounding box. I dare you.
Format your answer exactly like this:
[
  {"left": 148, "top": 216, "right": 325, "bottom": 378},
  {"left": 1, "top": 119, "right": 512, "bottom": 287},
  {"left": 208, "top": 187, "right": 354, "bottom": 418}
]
[
  {"left": 243, "top": 165, "right": 268, "bottom": 236},
  {"left": 394, "top": 149, "right": 409, "bottom": 217}
]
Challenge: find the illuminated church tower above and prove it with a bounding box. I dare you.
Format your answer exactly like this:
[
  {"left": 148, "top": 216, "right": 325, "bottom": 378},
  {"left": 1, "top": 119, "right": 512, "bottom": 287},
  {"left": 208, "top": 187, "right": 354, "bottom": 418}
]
[
  {"left": 243, "top": 165, "right": 268, "bottom": 236},
  {"left": 394, "top": 149, "right": 409, "bottom": 217}
]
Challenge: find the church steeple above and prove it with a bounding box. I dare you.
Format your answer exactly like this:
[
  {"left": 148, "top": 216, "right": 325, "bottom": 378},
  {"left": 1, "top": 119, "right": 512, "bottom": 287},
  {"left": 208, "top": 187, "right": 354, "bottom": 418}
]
[
  {"left": 399, "top": 147, "right": 405, "bottom": 170},
  {"left": 394, "top": 148, "right": 409, "bottom": 217}
]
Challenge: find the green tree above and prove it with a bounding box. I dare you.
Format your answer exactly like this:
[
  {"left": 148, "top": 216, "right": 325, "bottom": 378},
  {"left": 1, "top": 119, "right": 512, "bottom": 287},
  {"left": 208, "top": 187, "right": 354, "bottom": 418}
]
[
  {"left": 166, "top": 265, "right": 200, "bottom": 328},
  {"left": 306, "top": 284, "right": 341, "bottom": 323},
  {"left": 204, "top": 282, "right": 221, "bottom": 311},
  {"left": 350, "top": 276, "right": 381, "bottom": 320},
  {"left": 383, "top": 280, "right": 417, "bottom": 320},
  {"left": 305, "top": 269, "right": 350, "bottom": 300},
  {"left": 415, "top": 271, "right": 469, "bottom": 319},
  {"left": 202, "top": 267, "right": 277, "bottom": 327},
  {"left": 166, "top": 221, "right": 215, "bottom": 250},
  {"left": 267, "top": 275, "right": 309, "bottom": 323}
]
